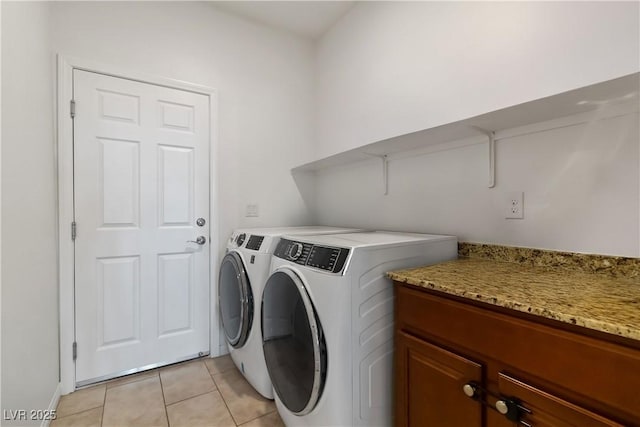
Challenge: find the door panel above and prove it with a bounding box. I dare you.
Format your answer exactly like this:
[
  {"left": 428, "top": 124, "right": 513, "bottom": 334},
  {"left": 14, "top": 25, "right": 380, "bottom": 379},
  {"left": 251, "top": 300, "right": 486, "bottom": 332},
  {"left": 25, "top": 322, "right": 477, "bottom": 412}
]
[
  {"left": 396, "top": 332, "right": 483, "bottom": 427},
  {"left": 159, "top": 101, "right": 194, "bottom": 131},
  {"left": 97, "top": 256, "right": 140, "bottom": 347},
  {"left": 74, "top": 69, "right": 210, "bottom": 385},
  {"left": 99, "top": 137, "right": 140, "bottom": 227},
  {"left": 98, "top": 89, "right": 139, "bottom": 124},
  {"left": 158, "top": 145, "right": 194, "bottom": 226},
  {"left": 158, "top": 253, "right": 194, "bottom": 336}
]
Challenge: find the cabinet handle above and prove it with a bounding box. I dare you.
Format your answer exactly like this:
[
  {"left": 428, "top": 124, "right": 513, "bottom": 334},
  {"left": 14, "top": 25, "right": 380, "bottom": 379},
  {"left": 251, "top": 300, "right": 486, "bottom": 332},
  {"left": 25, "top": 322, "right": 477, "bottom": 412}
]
[
  {"left": 463, "top": 382, "right": 533, "bottom": 425},
  {"left": 462, "top": 383, "right": 477, "bottom": 398},
  {"left": 495, "top": 398, "right": 532, "bottom": 423},
  {"left": 495, "top": 399, "right": 509, "bottom": 414}
]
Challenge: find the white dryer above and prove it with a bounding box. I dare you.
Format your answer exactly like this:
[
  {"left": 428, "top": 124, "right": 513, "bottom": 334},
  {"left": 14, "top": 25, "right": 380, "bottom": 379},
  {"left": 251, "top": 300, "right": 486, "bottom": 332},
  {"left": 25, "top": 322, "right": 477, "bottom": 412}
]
[
  {"left": 218, "top": 226, "right": 364, "bottom": 399},
  {"left": 261, "top": 231, "right": 457, "bottom": 426}
]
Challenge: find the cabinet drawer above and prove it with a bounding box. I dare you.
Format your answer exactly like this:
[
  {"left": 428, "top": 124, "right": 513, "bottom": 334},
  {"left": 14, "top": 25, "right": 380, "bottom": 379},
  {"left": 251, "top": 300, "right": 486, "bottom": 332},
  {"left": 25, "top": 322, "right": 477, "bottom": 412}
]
[
  {"left": 498, "top": 373, "right": 623, "bottom": 427},
  {"left": 396, "top": 284, "right": 640, "bottom": 423}
]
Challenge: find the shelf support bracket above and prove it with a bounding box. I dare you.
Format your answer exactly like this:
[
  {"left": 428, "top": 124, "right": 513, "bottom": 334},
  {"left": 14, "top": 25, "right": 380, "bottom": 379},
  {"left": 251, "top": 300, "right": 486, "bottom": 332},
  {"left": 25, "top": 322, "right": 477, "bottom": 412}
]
[
  {"left": 488, "top": 131, "right": 496, "bottom": 188},
  {"left": 363, "top": 153, "right": 389, "bottom": 195},
  {"left": 471, "top": 127, "right": 496, "bottom": 188}
]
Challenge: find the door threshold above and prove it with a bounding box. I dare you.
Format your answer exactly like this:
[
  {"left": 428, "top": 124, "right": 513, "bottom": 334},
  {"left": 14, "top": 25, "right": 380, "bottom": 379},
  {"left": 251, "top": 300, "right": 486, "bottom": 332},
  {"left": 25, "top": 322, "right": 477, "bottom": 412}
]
[{"left": 76, "top": 351, "right": 210, "bottom": 389}]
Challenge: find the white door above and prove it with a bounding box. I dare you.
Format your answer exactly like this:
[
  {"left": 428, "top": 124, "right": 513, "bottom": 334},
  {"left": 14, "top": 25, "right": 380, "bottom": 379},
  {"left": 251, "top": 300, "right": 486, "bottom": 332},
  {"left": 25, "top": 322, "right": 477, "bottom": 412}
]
[{"left": 73, "top": 70, "right": 210, "bottom": 385}]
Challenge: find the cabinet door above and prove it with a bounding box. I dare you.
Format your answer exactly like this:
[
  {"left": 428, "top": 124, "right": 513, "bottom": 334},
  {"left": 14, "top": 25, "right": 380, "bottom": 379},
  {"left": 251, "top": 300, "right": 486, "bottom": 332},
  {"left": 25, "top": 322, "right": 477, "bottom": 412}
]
[
  {"left": 497, "top": 373, "right": 625, "bottom": 427},
  {"left": 396, "top": 332, "right": 483, "bottom": 427}
]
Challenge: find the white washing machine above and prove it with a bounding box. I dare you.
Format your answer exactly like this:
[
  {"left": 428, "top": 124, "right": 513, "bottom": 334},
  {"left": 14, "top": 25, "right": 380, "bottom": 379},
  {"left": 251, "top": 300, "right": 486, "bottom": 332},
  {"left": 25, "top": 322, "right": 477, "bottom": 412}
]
[
  {"left": 218, "top": 226, "right": 364, "bottom": 399},
  {"left": 261, "top": 231, "right": 457, "bottom": 426}
]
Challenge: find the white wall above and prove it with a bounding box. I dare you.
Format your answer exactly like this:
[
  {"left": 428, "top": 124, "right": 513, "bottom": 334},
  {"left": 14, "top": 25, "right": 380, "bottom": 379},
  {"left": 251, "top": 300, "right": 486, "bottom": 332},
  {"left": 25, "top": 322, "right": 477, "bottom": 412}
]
[
  {"left": 1, "top": 4, "right": 637, "bottom": 418},
  {"left": 1, "top": 1, "right": 60, "bottom": 424},
  {"left": 315, "top": 111, "right": 640, "bottom": 257},
  {"left": 1, "top": 0, "right": 316, "bottom": 406},
  {"left": 312, "top": 1, "right": 640, "bottom": 257},
  {"left": 50, "top": 1, "right": 317, "bottom": 260},
  {"left": 315, "top": 1, "right": 640, "bottom": 159},
  {"left": 51, "top": 0, "right": 315, "bottom": 378}
]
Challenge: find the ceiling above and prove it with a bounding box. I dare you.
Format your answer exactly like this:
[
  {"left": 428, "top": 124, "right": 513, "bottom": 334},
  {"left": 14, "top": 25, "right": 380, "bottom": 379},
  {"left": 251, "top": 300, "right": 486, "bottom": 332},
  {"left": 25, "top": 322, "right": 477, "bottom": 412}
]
[{"left": 211, "top": 1, "right": 356, "bottom": 39}]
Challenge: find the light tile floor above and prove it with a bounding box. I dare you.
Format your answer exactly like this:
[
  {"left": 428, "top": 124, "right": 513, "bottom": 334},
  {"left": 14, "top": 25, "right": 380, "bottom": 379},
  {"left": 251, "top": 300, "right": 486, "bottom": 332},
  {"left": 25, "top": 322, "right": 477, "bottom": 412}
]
[{"left": 53, "top": 356, "right": 284, "bottom": 427}]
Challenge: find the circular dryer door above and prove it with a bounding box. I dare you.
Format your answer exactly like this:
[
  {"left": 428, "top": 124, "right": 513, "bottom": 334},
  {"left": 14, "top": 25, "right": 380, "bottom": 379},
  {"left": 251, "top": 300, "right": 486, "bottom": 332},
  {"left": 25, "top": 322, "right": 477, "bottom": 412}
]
[
  {"left": 262, "top": 269, "right": 327, "bottom": 415},
  {"left": 218, "top": 252, "right": 253, "bottom": 348}
]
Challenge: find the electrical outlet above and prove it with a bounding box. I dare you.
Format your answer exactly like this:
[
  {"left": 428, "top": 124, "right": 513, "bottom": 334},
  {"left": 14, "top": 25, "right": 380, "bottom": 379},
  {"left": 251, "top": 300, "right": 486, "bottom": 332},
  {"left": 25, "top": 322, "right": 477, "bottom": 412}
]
[
  {"left": 505, "top": 192, "right": 524, "bottom": 219},
  {"left": 246, "top": 204, "right": 259, "bottom": 217}
]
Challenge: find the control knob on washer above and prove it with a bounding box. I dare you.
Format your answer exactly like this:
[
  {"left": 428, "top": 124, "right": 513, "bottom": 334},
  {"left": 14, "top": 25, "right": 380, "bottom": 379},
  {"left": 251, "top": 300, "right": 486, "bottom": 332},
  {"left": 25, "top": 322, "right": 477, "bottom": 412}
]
[{"left": 288, "top": 242, "right": 304, "bottom": 260}]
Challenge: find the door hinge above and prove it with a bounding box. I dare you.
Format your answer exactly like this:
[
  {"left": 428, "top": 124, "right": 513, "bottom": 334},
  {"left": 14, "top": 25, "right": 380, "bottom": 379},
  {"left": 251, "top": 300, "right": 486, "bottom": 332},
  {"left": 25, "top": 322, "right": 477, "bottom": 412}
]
[
  {"left": 70, "top": 99, "right": 76, "bottom": 118},
  {"left": 71, "top": 221, "right": 77, "bottom": 240},
  {"left": 72, "top": 342, "right": 77, "bottom": 361}
]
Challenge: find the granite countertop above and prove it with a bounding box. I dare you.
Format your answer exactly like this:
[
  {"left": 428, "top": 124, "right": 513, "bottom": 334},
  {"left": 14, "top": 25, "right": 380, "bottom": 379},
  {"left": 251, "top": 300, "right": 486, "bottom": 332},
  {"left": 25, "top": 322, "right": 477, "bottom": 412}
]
[{"left": 388, "top": 254, "right": 640, "bottom": 341}]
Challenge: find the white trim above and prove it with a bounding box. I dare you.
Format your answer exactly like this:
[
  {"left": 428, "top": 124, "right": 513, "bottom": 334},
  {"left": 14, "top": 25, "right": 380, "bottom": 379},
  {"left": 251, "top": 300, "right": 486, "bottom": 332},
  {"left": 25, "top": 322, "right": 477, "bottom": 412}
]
[
  {"left": 209, "top": 86, "right": 223, "bottom": 358},
  {"left": 0, "top": 1, "right": 3, "bottom": 411},
  {"left": 61, "top": 56, "right": 219, "bottom": 96},
  {"left": 41, "top": 382, "right": 62, "bottom": 427},
  {"left": 56, "top": 55, "right": 220, "bottom": 394},
  {"left": 57, "top": 56, "right": 74, "bottom": 395}
]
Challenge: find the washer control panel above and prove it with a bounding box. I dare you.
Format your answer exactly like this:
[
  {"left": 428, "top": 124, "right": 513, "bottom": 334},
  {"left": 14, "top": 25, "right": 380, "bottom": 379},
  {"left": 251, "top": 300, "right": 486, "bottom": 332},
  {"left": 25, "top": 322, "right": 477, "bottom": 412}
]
[
  {"left": 274, "top": 239, "right": 350, "bottom": 274},
  {"left": 245, "top": 235, "right": 264, "bottom": 251}
]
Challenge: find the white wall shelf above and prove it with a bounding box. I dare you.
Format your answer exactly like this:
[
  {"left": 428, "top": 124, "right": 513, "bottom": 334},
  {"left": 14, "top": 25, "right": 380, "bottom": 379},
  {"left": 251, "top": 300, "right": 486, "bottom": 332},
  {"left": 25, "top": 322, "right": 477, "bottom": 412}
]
[{"left": 292, "top": 73, "right": 639, "bottom": 191}]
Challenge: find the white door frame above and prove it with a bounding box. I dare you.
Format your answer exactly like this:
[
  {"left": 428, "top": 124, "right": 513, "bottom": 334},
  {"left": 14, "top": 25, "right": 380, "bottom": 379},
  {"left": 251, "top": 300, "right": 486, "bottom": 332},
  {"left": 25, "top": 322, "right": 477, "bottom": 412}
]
[{"left": 57, "top": 55, "right": 220, "bottom": 395}]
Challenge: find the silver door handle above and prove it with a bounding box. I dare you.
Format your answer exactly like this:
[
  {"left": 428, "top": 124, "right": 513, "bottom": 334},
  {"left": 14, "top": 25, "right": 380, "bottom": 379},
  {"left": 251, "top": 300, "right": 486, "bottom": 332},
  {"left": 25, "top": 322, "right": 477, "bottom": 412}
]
[{"left": 187, "top": 236, "right": 206, "bottom": 245}]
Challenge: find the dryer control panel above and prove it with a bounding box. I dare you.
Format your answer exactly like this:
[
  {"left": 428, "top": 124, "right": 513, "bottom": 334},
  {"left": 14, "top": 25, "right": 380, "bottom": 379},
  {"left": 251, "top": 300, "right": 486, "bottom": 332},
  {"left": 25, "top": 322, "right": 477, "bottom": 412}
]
[{"left": 274, "top": 239, "right": 350, "bottom": 274}]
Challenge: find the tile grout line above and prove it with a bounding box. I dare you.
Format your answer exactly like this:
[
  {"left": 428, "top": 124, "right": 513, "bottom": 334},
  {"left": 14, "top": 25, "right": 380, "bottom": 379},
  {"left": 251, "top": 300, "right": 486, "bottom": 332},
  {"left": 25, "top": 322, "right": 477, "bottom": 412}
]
[
  {"left": 161, "top": 361, "right": 218, "bottom": 407},
  {"left": 104, "top": 370, "right": 158, "bottom": 391},
  {"left": 69, "top": 359, "right": 216, "bottom": 426},
  {"left": 207, "top": 362, "right": 241, "bottom": 426},
  {"left": 57, "top": 403, "right": 104, "bottom": 420},
  {"left": 209, "top": 366, "right": 278, "bottom": 426},
  {"left": 158, "top": 370, "right": 171, "bottom": 426},
  {"left": 51, "top": 406, "right": 104, "bottom": 423},
  {"left": 73, "top": 357, "right": 248, "bottom": 426},
  {"left": 101, "top": 384, "right": 107, "bottom": 427},
  {"left": 163, "top": 388, "right": 217, "bottom": 408},
  {"left": 236, "top": 408, "right": 279, "bottom": 427}
]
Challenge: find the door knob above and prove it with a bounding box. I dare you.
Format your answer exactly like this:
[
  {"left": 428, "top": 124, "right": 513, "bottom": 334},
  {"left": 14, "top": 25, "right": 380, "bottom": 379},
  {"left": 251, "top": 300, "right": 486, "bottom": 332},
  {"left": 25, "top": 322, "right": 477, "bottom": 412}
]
[{"left": 187, "top": 236, "right": 207, "bottom": 245}]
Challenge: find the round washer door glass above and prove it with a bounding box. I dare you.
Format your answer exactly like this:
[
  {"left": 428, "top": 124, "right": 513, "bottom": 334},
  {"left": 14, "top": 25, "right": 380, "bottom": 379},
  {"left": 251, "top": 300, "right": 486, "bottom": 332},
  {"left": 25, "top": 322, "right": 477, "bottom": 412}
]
[
  {"left": 218, "top": 252, "right": 253, "bottom": 348},
  {"left": 262, "top": 269, "right": 327, "bottom": 415}
]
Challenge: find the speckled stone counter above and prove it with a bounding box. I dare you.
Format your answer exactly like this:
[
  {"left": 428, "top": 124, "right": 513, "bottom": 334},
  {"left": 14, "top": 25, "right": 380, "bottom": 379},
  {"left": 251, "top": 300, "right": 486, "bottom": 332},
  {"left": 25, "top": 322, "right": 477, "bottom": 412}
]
[
  {"left": 458, "top": 242, "right": 640, "bottom": 278},
  {"left": 388, "top": 244, "right": 640, "bottom": 341}
]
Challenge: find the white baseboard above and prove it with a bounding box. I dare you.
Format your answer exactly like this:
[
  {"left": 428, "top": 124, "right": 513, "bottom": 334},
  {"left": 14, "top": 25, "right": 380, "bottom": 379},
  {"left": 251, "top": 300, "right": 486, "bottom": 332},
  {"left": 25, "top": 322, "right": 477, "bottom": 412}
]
[
  {"left": 41, "top": 382, "right": 61, "bottom": 427},
  {"left": 216, "top": 344, "right": 229, "bottom": 357}
]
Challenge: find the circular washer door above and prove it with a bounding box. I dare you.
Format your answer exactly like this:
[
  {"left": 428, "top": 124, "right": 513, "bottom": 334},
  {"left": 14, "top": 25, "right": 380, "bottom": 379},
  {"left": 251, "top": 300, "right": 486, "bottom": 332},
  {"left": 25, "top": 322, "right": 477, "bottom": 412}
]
[
  {"left": 218, "top": 252, "right": 253, "bottom": 348},
  {"left": 262, "top": 269, "right": 327, "bottom": 415}
]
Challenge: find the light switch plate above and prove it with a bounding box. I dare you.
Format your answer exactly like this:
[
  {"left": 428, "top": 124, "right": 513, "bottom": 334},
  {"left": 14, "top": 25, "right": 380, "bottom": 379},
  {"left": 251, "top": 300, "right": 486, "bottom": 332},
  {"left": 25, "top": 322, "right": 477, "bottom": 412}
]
[{"left": 246, "top": 204, "right": 259, "bottom": 217}]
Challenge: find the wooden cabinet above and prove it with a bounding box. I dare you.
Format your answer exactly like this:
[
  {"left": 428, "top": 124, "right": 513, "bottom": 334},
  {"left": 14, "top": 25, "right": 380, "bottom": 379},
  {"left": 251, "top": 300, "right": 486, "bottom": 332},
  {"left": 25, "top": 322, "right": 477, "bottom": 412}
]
[
  {"left": 497, "top": 373, "right": 623, "bottom": 427},
  {"left": 396, "top": 331, "right": 482, "bottom": 427},
  {"left": 394, "top": 283, "right": 640, "bottom": 427}
]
